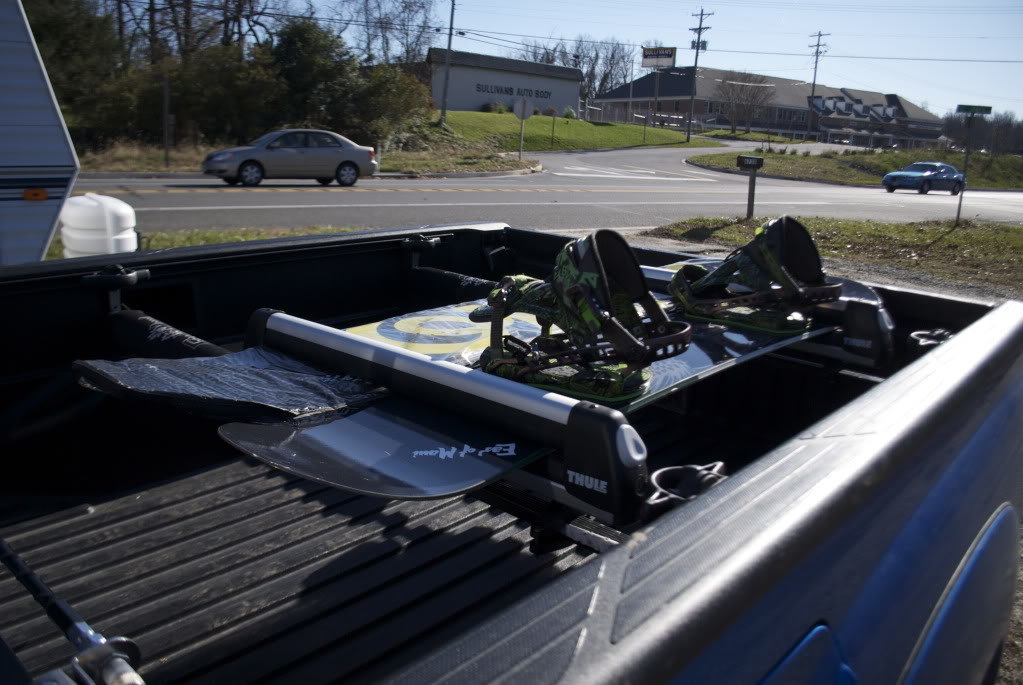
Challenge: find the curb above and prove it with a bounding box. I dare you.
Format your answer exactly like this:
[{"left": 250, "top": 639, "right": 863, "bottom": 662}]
[
  {"left": 79, "top": 172, "right": 206, "bottom": 179},
  {"left": 683, "top": 159, "right": 1023, "bottom": 192},
  {"left": 78, "top": 165, "right": 543, "bottom": 180}
]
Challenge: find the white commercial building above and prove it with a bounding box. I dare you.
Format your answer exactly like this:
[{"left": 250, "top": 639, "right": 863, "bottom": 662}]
[{"left": 428, "top": 49, "right": 583, "bottom": 115}]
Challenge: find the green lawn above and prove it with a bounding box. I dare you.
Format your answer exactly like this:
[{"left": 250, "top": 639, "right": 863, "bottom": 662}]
[
  {"left": 647, "top": 216, "right": 1023, "bottom": 292},
  {"left": 689, "top": 149, "right": 1023, "bottom": 189},
  {"left": 46, "top": 226, "right": 360, "bottom": 260},
  {"left": 379, "top": 150, "right": 535, "bottom": 174},
  {"left": 442, "top": 111, "right": 724, "bottom": 151}
]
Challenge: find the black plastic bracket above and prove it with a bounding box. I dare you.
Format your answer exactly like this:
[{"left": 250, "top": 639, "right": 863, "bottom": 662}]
[
  {"left": 563, "top": 403, "right": 649, "bottom": 525},
  {"left": 81, "top": 264, "right": 151, "bottom": 313}
]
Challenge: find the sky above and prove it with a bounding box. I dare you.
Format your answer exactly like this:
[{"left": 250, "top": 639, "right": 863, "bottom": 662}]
[{"left": 429, "top": 0, "right": 1023, "bottom": 119}]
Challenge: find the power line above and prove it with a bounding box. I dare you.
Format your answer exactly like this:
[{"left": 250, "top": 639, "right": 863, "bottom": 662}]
[{"left": 118, "top": 1, "right": 1023, "bottom": 64}]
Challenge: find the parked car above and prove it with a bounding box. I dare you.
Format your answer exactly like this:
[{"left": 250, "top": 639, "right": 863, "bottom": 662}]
[
  {"left": 882, "top": 162, "right": 964, "bottom": 195},
  {"left": 202, "top": 129, "right": 378, "bottom": 187}
]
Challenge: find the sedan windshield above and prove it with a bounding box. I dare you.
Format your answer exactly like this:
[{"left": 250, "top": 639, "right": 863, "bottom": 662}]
[{"left": 905, "top": 163, "right": 938, "bottom": 173}]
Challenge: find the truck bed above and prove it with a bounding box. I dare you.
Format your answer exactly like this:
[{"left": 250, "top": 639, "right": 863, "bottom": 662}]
[
  {"left": 2, "top": 225, "right": 1021, "bottom": 684},
  {"left": 0, "top": 455, "right": 592, "bottom": 682}
]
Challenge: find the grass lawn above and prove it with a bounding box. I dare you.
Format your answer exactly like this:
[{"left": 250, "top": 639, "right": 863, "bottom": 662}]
[
  {"left": 689, "top": 149, "right": 1023, "bottom": 189},
  {"left": 701, "top": 129, "right": 804, "bottom": 143},
  {"left": 379, "top": 150, "right": 535, "bottom": 174},
  {"left": 79, "top": 142, "right": 218, "bottom": 173},
  {"left": 46, "top": 226, "right": 360, "bottom": 260},
  {"left": 647, "top": 216, "right": 1023, "bottom": 292},
  {"left": 443, "top": 111, "right": 724, "bottom": 151}
]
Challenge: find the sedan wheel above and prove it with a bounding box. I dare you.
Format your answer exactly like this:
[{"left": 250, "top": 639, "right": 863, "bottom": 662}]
[
  {"left": 885, "top": 185, "right": 895, "bottom": 193},
  {"left": 336, "top": 162, "right": 359, "bottom": 187},
  {"left": 222, "top": 176, "right": 239, "bottom": 186},
  {"left": 316, "top": 177, "right": 333, "bottom": 186},
  {"left": 239, "top": 161, "right": 264, "bottom": 187},
  {"left": 918, "top": 181, "right": 930, "bottom": 195},
  {"left": 950, "top": 182, "right": 962, "bottom": 196}
]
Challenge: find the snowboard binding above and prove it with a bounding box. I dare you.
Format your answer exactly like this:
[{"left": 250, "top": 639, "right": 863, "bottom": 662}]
[
  {"left": 473, "top": 230, "right": 692, "bottom": 403},
  {"left": 668, "top": 215, "right": 841, "bottom": 334}
]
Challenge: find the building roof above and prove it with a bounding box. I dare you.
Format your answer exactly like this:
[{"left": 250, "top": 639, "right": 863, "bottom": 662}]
[
  {"left": 427, "top": 49, "right": 583, "bottom": 82},
  {"left": 595, "top": 66, "right": 939, "bottom": 123}
]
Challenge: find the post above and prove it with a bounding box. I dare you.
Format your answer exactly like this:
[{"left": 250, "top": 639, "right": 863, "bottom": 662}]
[
  {"left": 438, "top": 0, "right": 455, "bottom": 126},
  {"left": 736, "top": 155, "right": 763, "bottom": 219},
  {"left": 686, "top": 8, "right": 712, "bottom": 142},
  {"left": 519, "top": 116, "right": 525, "bottom": 160},
  {"left": 653, "top": 69, "right": 660, "bottom": 127},
  {"left": 806, "top": 31, "right": 829, "bottom": 142},
  {"left": 551, "top": 112, "right": 556, "bottom": 148},
  {"left": 955, "top": 112, "right": 974, "bottom": 227},
  {"left": 162, "top": 67, "right": 170, "bottom": 168},
  {"left": 627, "top": 61, "right": 634, "bottom": 122},
  {"left": 746, "top": 168, "right": 757, "bottom": 219},
  {"left": 643, "top": 110, "right": 648, "bottom": 144}
]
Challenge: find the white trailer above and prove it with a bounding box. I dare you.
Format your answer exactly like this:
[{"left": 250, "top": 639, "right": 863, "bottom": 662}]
[{"left": 0, "top": 0, "right": 78, "bottom": 265}]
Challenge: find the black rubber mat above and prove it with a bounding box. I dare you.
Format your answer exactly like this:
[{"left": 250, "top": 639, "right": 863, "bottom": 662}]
[{"left": 0, "top": 458, "right": 592, "bottom": 683}]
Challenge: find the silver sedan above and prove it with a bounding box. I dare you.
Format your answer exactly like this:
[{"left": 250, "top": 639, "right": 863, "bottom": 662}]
[{"left": 202, "top": 129, "right": 378, "bottom": 186}]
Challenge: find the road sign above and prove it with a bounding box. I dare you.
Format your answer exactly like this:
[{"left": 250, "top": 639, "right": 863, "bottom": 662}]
[
  {"left": 690, "top": 40, "right": 707, "bottom": 50},
  {"left": 956, "top": 105, "right": 991, "bottom": 115},
  {"left": 642, "top": 47, "right": 676, "bottom": 68},
  {"left": 513, "top": 97, "right": 532, "bottom": 121}
]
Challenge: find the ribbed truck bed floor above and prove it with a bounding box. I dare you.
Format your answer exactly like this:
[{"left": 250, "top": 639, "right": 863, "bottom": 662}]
[{"left": 0, "top": 458, "right": 593, "bottom": 683}]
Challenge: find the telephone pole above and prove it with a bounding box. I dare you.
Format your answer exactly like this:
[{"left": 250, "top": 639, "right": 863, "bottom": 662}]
[
  {"left": 686, "top": 8, "right": 712, "bottom": 142},
  {"left": 438, "top": 0, "right": 456, "bottom": 126},
  {"left": 806, "top": 31, "right": 829, "bottom": 141}
]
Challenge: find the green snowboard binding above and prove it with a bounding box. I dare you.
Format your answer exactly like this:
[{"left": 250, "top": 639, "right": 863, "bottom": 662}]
[
  {"left": 473, "top": 230, "right": 692, "bottom": 403},
  {"left": 668, "top": 215, "right": 841, "bottom": 335}
]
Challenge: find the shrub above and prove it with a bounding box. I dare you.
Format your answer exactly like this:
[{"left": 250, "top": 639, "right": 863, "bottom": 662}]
[
  {"left": 544, "top": 107, "right": 557, "bottom": 116},
  {"left": 532, "top": 107, "right": 541, "bottom": 115},
  {"left": 821, "top": 150, "right": 836, "bottom": 158},
  {"left": 481, "top": 102, "right": 508, "bottom": 113},
  {"left": 802, "top": 150, "right": 811, "bottom": 157},
  {"left": 789, "top": 148, "right": 798, "bottom": 155},
  {"left": 563, "top": 107, "right": 576, "bottom": 119}
]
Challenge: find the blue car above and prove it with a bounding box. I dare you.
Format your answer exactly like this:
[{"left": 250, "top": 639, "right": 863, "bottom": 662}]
[{"left": 883, "top": 161, "right": 965, "bottom": 195}]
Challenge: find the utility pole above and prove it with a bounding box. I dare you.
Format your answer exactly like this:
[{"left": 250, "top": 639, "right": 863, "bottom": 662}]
[
  {"left": 806, "top": 31, "right": 829, "bottom": 141},
  {"left": 653, "top": 69, "right": 661, "bottom": 128},
  {"left": 438, "top": 0, "right": 456, "bottom": 127},
  {"left": 686, "top": 8, "right": 712, "bottom": 143},
  {"left": 627, "top": 60, "right": 634, "bottom": 123}
]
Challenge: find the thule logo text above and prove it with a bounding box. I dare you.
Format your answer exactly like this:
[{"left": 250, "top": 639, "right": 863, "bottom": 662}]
[{"left": 567, "top": 470, "right": 608, "bottom": 494}]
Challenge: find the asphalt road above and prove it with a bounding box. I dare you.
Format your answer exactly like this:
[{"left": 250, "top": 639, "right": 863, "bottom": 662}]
[{"left": 74, "top": 142, "right": 1023, "bottom": 233}]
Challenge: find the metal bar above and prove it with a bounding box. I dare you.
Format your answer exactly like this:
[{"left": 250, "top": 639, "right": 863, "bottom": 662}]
[{"left": 0, "top": 538, "right": 144, "bottom": 685}]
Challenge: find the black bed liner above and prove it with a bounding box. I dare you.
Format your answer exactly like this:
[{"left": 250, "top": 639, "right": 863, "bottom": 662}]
[{"left": 0, "top": 457, "right": 593, "bottom": 683}]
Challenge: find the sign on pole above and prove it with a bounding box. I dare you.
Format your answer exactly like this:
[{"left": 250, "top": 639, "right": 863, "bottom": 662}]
[
  {"left": 956, "top": 105, "right": 992, "bottom": 115},
  {"left": 513, "top": 97, "right": 532, "bottom": 121},
  {"left": 641, "top": 47, "right": 676, "bottom": 68},
  {"left": 513, "top": 97, "right": 531, "bottom": 160},
  {"left": 953, "top": 103, "right": 990, "bottom": 226}
]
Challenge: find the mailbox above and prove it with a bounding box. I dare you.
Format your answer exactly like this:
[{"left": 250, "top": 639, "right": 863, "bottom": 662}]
[{"left": 737, "top": 155, "right": 764, "bottom": 170}]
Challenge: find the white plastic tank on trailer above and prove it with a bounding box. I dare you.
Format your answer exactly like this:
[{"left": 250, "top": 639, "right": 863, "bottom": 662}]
[{"left": 59, "top": 193, "right": 138, "bottom": 259}]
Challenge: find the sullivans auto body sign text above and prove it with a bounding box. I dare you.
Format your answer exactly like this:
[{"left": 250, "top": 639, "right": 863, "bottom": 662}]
[{"left": 475, "top": 83, "right": 552, "bottom": 99}]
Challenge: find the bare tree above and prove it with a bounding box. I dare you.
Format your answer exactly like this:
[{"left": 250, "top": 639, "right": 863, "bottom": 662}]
[
  {"left": 514, "top": 35, "right": 633, "bottom": 102},
  {"left": 714, "top": 71, "right": 774, "bottom": 133}
]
